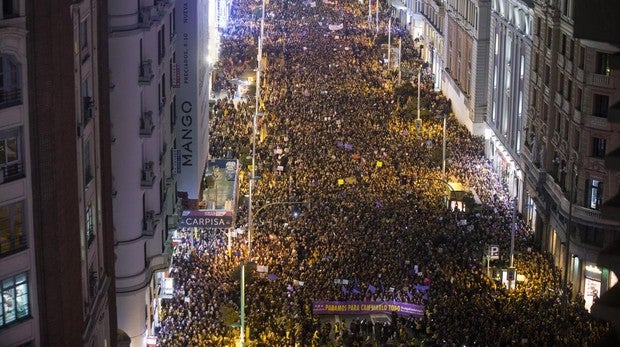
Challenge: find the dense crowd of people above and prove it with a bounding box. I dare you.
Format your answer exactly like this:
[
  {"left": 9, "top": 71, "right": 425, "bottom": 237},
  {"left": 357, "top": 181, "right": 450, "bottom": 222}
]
[{"left": 158, "top": 0, "right": 613, "bottom": 346}]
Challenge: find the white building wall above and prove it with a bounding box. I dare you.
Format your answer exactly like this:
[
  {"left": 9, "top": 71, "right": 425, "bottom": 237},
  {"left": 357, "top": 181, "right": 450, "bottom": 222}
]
[{"left": 109, "top": 0, "right": 177, "bottom": 345}]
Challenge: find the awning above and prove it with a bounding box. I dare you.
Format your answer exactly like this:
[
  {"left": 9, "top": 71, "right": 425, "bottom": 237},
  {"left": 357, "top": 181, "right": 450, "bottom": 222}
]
[{"left": 390, "top": 0, "right": 407, "bottom": 10}]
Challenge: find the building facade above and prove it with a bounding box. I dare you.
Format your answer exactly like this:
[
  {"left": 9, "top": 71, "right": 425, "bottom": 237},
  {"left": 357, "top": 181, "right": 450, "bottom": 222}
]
[
  {"left": 108, "top": 0, "right": 179, "bottom": 345},
  {"left": 522, "top": 0, "right": 620, "bottom": 314},
  {"left": 409, "top": 0, "right": 446, "bottom": 91},
  {"left": 485, "top": 0, "right": 533, "bottom": 204},
  {"left": 442, "top": 0, "right": 491, "bottom": 135},
  {"left": 3, "top": 0, "right": 118, "bottom": 346},
  {"left": 0, "top": 0, "right": 38, "bottom": 345}
]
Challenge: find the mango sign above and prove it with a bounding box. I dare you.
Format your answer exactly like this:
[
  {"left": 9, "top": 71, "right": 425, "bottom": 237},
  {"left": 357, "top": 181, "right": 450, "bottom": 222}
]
[{"left": 312, "top": 301, "right": 424, "bottom": 317}]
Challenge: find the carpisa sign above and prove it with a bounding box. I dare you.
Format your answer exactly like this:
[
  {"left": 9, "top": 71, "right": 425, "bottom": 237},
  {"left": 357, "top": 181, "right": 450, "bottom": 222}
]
[{"left": 180, "top": 210, "right": 233, "bottom": 228}]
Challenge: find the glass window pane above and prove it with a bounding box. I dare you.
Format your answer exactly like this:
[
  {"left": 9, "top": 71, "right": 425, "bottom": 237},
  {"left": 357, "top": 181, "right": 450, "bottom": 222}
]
[
  {"left": 15, "top": 282, "right": 28, "bottom": 318},
  {"left": 3, "top": 287, "right": 15, "bottom": 323},
  {"left": 6, "top": 137, "right": 17, "bottom": 162},
  {"left": 0, "top": 140, "right": 6, "bottom": 165}
]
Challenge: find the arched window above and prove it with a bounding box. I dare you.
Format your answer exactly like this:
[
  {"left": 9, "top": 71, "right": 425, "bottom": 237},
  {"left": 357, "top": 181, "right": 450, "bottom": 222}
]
[{"left": 0, "top": 54, "right": 21, "bottom": 108}]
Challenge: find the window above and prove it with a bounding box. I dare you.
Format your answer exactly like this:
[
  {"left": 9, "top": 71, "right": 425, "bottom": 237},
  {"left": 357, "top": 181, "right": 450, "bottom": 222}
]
[
  {"left": 0, "top": 54, "right": 21, "bottom": 108},
  {"left": 578, "top": 46, "right": 585, "bottom": 69},
  {"left": 0, "top": 128, "right": 22, "bottom": 182},
  {"left": 566, "top": 79, "right": 572, "bottom": 101},
  {"left": 536, "top": 17, "right": 541, "bottom": 37},
  {"left": 586, "top": 179, "right": 603, "bottom": 210},
  {"left": 573, "top": 129, "right": 580, "bottom": 151},
  {"left": 595, "top": 52, "right": 610, "bottom": 75},
  {"left": 0, "top": 272, "right": 30, "bottom": 327},
  {"left": 0, "top": 201, "right": 25, "bottom": 257},
  {"left": 158, "top": 25, "right": 166, "bottom": 64},
  {"left": 83, "top": 139, "right": 93, "bottom": 185},
  {"left": 82, "top": 78, "right": 92, "bottom": 123},
  {"left": 2, "top": 0, "right": 19, "bottom": 19},
  {"left": 533, "top": 53, "right": 539, "bottom": 73},
  {"left": 80, "top": 17, "right": 89, "bottom": 62},
  {"left": 546, "top": 26, "right": 552, "bottom": 48},
  {"left": 558, "top": 72, "right": 564, "bottom": 95},
  {"left": 544, "top": 64, "right": 550, "bottom": 86},
  {"left": 560, "top": 34, "right": 566, "bottom": 56},
  {"left": 575, "top": 87, "right": 582, "bottom": 110},
  {"left": 567, "top": 39, "right": 574, "bottom": 61},
  {"left": 85, "top": 204, "right": 94, "bottom": 246},
  {"left": 169, "top": 9, "right": 176, "bottom": 39},
  {"left": 593, "top": 94, "right": 609, "bottom": 118},
  {"left": 592, "top": 137, "right": 606, "bottom": 158}
]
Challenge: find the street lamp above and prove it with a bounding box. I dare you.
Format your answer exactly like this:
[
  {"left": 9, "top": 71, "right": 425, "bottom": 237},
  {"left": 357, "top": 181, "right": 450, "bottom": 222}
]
[{"left": 243, "top": 0, "right": 266, "bottom": 344}]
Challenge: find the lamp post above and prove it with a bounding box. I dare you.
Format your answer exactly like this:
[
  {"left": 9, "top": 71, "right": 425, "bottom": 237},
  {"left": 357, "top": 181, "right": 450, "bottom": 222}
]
[
  {"left": 239, "top": 200, "right": 307, "bottom": 346},
  {"left": 243, "top": 0, "right": 265, "bottom": 344},
  {"left": 414, "top": 68, "right": 422, "bottom": 130},
  {"left": 563, "top": 160, "right": 577, "bottom": 300}
]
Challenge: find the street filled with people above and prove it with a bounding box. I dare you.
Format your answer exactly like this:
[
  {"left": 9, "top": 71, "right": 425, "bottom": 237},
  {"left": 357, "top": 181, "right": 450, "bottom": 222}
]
[{"left": 157, "top": 0, "right": 613, "bottom": 345}]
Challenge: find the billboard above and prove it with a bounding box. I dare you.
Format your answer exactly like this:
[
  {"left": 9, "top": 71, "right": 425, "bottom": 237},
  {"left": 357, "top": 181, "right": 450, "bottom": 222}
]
[
  {"left": 179, "top": 210, "right": 233, "bottom": 228},
  {"left": 312, "top": 301, "right": 424, "bottom": 317}
]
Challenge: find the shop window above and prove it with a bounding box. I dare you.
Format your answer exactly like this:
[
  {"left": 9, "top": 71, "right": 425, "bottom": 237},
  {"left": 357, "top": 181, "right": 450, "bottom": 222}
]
[
  {"left": 585, "top": 179, "right": 603, "bottom": 210},
  {"left": 0, "top": 54, "right": 21, "bottom": 108},
  {"left": 0, "top": 272, "right": 30, "bottom": 327},
  {"left": 592, "top": 137, "right": 606, "bottom": 158},
  {"left": 0, "top": 128, "right": 23, "bottom": 183},
  {"left": 593, "top": 94, "right": 609, "bottom": 118},
  {"left": 0, "top": 201, "right": 26, "bottom": 257}
]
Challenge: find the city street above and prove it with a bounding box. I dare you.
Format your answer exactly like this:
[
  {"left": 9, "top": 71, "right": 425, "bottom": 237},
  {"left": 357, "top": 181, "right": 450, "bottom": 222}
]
[{"left": 156, "top": 0, "right": 613, "bottom": 346}]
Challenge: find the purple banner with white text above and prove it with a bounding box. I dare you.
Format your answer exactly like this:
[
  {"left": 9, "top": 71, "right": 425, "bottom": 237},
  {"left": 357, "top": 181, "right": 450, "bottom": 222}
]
[{"left": 312, "top": 301, "right": 424, "bottom": 317}]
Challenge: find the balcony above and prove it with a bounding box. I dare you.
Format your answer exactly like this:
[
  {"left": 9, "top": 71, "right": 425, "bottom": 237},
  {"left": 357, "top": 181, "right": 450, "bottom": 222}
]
[
  {"left": 0, "top": 89, "right": 22, "bottom": 109},
  {"left": 138, "top": 6, "right": 155, "bottom": 28},
  {"left": 139, "top": 111, "right": 154, "bottom": 137},
  {"left": 140, "top": 161, "right": 156, "bottom": 188},
  {"left": 0, "top": 162, "right": 25, "bottom": 184},
  {"left": 138, "top": 59, "right": 154, "bottom": 85},
  {"left": 588, "top": 73, "right": 613, "bottom": 89}
]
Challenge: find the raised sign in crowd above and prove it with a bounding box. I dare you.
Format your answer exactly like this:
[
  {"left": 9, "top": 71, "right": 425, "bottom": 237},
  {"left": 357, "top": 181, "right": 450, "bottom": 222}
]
[{"left": 157, "top": 0, "right": 613, "bottom": 346}]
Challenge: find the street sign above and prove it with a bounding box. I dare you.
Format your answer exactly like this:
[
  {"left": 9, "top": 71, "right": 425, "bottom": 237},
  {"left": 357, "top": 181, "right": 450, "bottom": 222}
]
[{"left": 489, "top": 245, "right": 500, "bottom": 260}]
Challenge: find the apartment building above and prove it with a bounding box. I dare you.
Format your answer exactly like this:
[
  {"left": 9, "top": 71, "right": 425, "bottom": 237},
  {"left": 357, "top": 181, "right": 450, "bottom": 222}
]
[
  {"left": 0, "top": 0, "right": 118, "bottom": 346},
  {"left": 108, "top": 0, "right": 179, "bottom": 345},
  {"left": 521, "top": 0, "right": 620, "bottom": 315},
  {"left": 0, "top": 0, "right": 37, "bottom": 345},
  {"left": 442, "top": 0, "right": 491, "bottom": 135},
  {"left": 408, "top": 0, "right": 446, "bottom": 91},
  {"left": 485, "top": 0, "right": 533, "bottom": 203}
]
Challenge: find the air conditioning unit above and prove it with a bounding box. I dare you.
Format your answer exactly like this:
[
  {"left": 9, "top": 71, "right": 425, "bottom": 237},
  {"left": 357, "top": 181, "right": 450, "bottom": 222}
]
[
  {"left": 139, "top": 7, "right": 153, "bottom": 27},
  {"left": 145, "top": 210, "right": 156, "bottom": 232},
  {"left": 141, "top": 161, "right": 155, "bottom": 187},
  {"left": 140, "top": 111, "right": 154, "bottom": 136},
  {"left": 139, "top": 59, "right": 154, "bottom": 83}
]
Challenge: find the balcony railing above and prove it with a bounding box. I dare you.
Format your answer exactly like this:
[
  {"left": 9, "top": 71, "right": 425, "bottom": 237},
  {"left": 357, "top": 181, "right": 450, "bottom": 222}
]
[
  {"left": 0, "top": 162, "right": 25, "bottom": 184},
  {"left": 0, "top": 89, "right": 22, "bottom": 109},
  {"left": 588, "top": 73, "right": 612, "bottom": 88}
]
